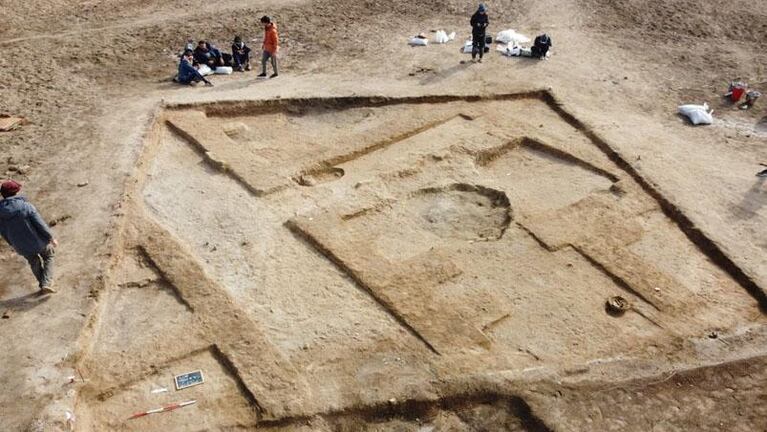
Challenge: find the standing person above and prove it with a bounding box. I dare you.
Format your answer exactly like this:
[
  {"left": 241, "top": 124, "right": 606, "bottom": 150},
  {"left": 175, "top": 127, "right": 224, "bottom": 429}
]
[
  {"left": 0, "top": 180, "right": 58, "bottom": 294},
  {"left": 231, "top": 36, "right": 252, "bottom": 72},
  {"left": 470, "top": 3, "right": 489, "bottom": 63},
  {"left": 258, "top": 16, "right": 279, "bottom": 78},
  {"left": 176, "top": 50, "right": 213, "bottom": 86}
]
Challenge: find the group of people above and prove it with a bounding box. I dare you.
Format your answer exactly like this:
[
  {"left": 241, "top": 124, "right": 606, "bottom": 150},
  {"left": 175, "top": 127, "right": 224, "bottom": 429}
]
[
  {"left": 470, "top": 3, "right": 552, "bottom": 61},
  {"left": 177, "top": 4, "right": 549, "bottom": 87},
  {"left": 176, "top": 15, "right": 280, "bottom": 86}
]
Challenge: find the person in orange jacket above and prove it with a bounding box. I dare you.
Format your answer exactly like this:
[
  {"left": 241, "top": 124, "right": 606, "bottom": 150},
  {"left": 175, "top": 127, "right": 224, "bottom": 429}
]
[{"left": 258, "top": 15, "right": 279, "bottom": 78}]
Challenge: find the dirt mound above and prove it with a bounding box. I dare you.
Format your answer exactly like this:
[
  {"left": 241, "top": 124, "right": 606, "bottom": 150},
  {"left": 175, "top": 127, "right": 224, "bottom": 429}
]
[{"left": 581, "top": 0, "right": 767, "bottom": 42}]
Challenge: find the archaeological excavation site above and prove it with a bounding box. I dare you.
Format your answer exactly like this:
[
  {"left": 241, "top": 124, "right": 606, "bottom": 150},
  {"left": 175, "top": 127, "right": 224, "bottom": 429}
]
[
  {"left": 3, "top": 1, "right": 767, "bottom": 430},
  {"left": 67, "top": 91, "right": 765, "bottom": 430}
]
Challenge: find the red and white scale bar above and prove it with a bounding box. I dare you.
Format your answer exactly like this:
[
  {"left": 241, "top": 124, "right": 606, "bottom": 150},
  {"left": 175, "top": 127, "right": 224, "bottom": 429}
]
[{"left": 128, "top": 400, "right": 197, "bottom": 419}]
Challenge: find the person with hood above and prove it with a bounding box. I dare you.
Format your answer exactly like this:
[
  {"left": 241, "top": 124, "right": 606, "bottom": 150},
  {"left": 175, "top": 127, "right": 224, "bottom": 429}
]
[
  {"left": 176, "top": 49, "right": 213, "bottom": 86},
  {"left": 470, "top": 3, "right": 489, "bottom": 62},
  {"left": 258, "top": 16, "right": 279, "bottom": 78},
  {"left": 0, "top": 180, "right": 58, "bottom": 294},
  {"left": 231, "top": 35, "right": 252, "bottom": 72},
  {"left": 182, "top": 37, "right": 195, "bottom": 56}
]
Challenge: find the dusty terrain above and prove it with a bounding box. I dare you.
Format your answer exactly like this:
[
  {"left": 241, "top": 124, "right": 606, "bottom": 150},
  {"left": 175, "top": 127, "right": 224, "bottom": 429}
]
[{"left": 1, "top": 0, "right": 766, "bottom": 431}]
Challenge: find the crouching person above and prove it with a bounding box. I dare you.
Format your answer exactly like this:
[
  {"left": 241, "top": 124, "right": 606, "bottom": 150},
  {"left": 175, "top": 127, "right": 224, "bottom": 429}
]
[
  {"left": 0, "top": 180, "right": 58, "bottom": 295},
  {"left": 531, "top": 34, "right": 552, "bottom": 59},
  {"left": 176, "top": 50, "right": 213, "bottom": 86},
  {"left": 232, "top": 36, "right": 251, "bottom": 72}
]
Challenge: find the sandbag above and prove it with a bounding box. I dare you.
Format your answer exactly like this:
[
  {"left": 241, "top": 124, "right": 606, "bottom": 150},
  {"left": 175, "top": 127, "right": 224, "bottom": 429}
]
[
  {"left": 499, "top": 44, "right": 522, "bottom": 57},
  {"left": 496, "top": 29, "right": 531, "bottom": 44},
  {"left": 678, "top": 103, "right": 713, "bottom": 125},
  {"left": 433, "top": 30, "right": 455, "bottom": 44},
  {"left": 214, "top": 66, "right": 233, "bottom": 75},
  {"left": 409, "top": 37, "right": 428, "bottom": 46}
]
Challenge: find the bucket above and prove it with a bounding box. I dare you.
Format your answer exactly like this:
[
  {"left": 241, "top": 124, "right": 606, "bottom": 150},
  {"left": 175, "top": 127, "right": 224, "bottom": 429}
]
[{"left": 731, "top": 86, "right": 745, "bottom": 102}]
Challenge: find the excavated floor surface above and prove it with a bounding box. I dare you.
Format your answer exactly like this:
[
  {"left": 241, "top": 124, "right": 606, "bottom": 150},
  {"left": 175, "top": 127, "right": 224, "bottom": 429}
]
[{"left": 78, "top": 92, "right": 767, "bottom": 430}]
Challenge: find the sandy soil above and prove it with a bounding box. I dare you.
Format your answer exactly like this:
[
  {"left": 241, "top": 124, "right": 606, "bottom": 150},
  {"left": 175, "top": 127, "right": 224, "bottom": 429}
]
[{"left": 1, "top": 0, "right": 766, "bottom": 430}]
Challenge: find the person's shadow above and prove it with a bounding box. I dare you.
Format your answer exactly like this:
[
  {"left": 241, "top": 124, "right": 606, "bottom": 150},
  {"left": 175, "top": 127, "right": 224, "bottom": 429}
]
[
  {"left": 732, "top": 177, "right": 767, "bottom": 220},
  {"left": 756, "top": 115, "right": 767, "bottom": 134},
  {"left": 419, "top": 60, "right": 473, "bottom": 86},
  {"left": 0, "top": 291, "right": 50, "bottom": 314}
]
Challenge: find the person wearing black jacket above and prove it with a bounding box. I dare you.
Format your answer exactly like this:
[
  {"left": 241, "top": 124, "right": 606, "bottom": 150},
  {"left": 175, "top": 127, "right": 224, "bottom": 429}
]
[
  {"left": 194, "top": 40, "right": 225, "bottom": 69},
  {"left": 470, "top": 3, "right": 489, "bottom": 62},
  {"left": 231, "top": 36, "right": 252, "bottom": 72},
  {"left": 531, "top": 34, "right": 552, "bottom": 59}
]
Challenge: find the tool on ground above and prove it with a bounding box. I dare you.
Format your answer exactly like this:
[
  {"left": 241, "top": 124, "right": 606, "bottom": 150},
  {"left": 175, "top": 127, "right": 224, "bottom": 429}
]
[
  {"left": 128, "top": 400, "right": 197, "bottom": 420},
  {"left": 740, "top": 90, "right": 761, "bottom": 110}
]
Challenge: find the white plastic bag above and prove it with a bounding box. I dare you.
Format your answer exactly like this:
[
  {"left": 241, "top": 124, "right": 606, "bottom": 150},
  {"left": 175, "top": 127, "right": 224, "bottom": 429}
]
[
  {"left": 496, "top": 29, "right": 531, "bottom": 44},
  {"left": 462, "top": 40, "right": 473, "bottom": 53},
  {"left": 409, "top": 37, "right": 428, "bottom": 46},
  {"left": 499, "top": 43, "right": 521, "bottom": 56},
  {"left": 678, "top": 103, "right": 713, "bottom": 125},
  {"left": 214, "top": 66, "right": 233, "bottom": 75},
  {"left": 434, "top": 30, "right": 449, "bottom": 44},
  {"left": 197, "top": 64, "right": 213, "bottom": 76},
  {"left": 433, "top": 30, "right": 456, "bottom": 43}
]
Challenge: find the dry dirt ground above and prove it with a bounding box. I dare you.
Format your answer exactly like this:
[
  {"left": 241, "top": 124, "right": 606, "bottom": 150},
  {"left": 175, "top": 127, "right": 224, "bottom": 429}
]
[{"left": 1, "top": 0, "right": 766, "bottom": 431}]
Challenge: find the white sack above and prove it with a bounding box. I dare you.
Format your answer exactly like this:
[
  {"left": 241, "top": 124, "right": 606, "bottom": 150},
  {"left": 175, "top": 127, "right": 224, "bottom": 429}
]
[
  {"left": 214, "top": 66, "right": 233, "bottom": 75},
  {"left": 197, "top": 64, "right": 213, "bottom": 76},
  {"left": 409, "top": 37, "right": 428, "bottom": 46},
  {"left": 462, "top": 40, "right": 473, "bottom": 53},
  {"left": 499, "top": 44, "right": 522, "bottom": 56},
  {"left": 434, "top": 30, "right": 449, "bottom": 44},
  {"left": 678, "top": 103, "right": 713, "bottom": 125},
  {"left": 496, "top": 29, "right": 531, "bottom": 44}
]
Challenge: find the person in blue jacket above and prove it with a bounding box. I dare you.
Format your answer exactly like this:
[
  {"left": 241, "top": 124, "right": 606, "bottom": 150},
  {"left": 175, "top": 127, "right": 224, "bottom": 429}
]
[
  {"left": 0, "top": 180, "right": 58, "bottom": 294},
  {"left": 176, "top": 50, "right": 213, "bottom": 86}
]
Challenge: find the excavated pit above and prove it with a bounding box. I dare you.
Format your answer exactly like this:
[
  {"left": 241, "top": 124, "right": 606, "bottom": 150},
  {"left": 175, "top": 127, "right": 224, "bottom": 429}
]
[{"left": 76, "top": 92, "right": 767, "bottom": 431}]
